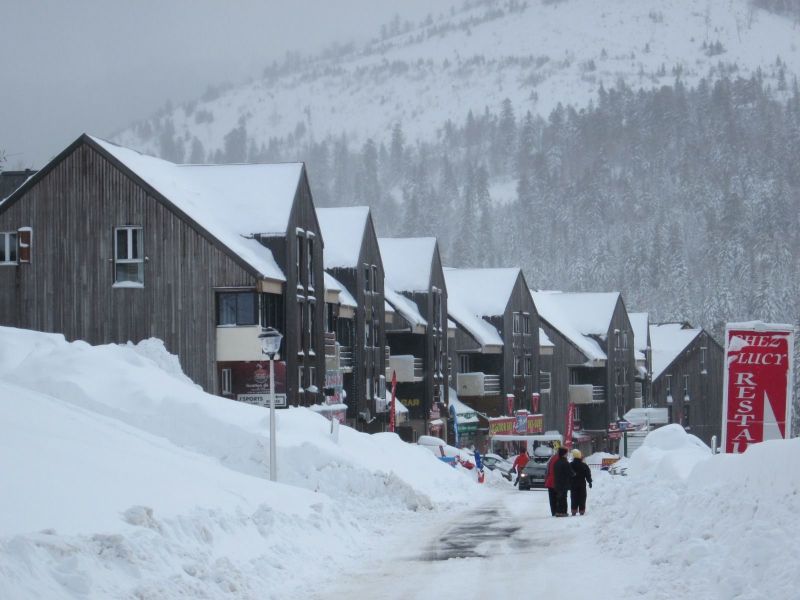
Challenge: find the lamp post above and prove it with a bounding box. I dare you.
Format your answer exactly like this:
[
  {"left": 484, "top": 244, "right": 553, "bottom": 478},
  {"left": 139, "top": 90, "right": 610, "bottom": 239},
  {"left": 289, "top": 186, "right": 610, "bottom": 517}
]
[{"left": 259, "top": 327, "right": 283, "bottom": 482}]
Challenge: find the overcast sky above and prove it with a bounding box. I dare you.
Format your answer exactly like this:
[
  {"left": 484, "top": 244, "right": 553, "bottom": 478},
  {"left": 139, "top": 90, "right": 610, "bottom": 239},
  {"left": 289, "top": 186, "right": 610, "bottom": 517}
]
[{"left": 0, "top": 0, "right": 450, "bottom": 169}]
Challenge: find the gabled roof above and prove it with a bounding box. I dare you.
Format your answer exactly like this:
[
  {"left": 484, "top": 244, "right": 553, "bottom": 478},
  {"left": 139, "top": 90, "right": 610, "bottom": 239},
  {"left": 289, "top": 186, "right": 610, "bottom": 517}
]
[
  {"left": 323, "top": 272, "right": 356, "bottom": 308},
  {"left": 2, "top": 134, "right": 304, "bottom": 282},
  {"left": 628, "top": 312, "right": 650, "bottom": 361},
  {"left": 316, "top": 206, "right": 370, "bottom": 269},
  {"left": 444, "top": 268, "right": 521, "bottom": 350},
  {"left": 531, "top": 291, "right": 606, "bottom": 363},
  {"left": 539, "top": 328, "right": 554, "bottom": 349},
  {"left": 540, "top": 292, "right": 620, "bottom": 336},
  {"left": 649, "top": 323, "right": 702, "bottom": 380},
  {"left": 378, "top": 237, "right": 437, "bottom": 293},
  {"left": 384, "top": 285, "right": 427, "bottom": 331}
]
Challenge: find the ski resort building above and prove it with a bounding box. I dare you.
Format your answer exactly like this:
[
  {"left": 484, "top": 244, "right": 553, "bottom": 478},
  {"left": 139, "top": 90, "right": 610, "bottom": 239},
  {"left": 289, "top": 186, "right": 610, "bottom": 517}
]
[
  {"left": 531, "top": 291, "right": 637, "bottom": 453},
  {"left": 0, "top": 134, "right": 326, "bottom": 407},
  {"left": 378, "top": 237, "right": 449, "bottom": 441},
  {"left": 445, "top": 267, "right": 540, "bottom": 416},
  {"left": 649, "top": 322, "right": 724, "bottom": 446},
  {"left": 317, "top": 206, "right": 386, "bottom": 430}
]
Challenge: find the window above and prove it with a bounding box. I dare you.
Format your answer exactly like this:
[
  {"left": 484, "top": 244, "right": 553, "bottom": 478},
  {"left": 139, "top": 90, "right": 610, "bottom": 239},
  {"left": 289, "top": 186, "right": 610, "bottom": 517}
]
[
  {"left": 0, "top": 232, "right": 18, "bottom": 264},
  {"left": 260, "top": 293, "right": 284, "bottom": 331},
  {"left": 364, "top": 264, "right": 372, "bottom": 293},
  {"left": 700, "top": 346, "right": 708, "bottom": 375},
  {"left": 297, "top": 298, "right": 305, "bottom": 352},
  {"left": 682, "top": 404, "right": 690, "bottom": 428},
  {"left": 513, "top": 312, "right": 521, "bottom": 334},
  {"left": 307, "top": 238, "right": 314, "bottom": 288},
  {"left": 524, "top": 355, "right": 533, "bottom": 376},
  {"left": 366, "top": 376, "right": 372, "bottom": 400},
  {"left": 522, "top": 313, "right": 531, "bottom": 334},
  {"left": 683, "top": 374, "right": 690, "bottom": 401},
  {"left": 221, "top": 368, "right": 232, "bottom": 395},
  {"left": 372, "top": 265, "right": 379, "bottom": 296},
  {"left": 298, "top": 366, "right": 304, "bottom": 391},
  {"left": 296, "top": 235, "right": 303, "bottom": 281},
  {"left": 459, "top": 354, "right": 470, "bottom": 373},
  {"left": 309, "top": 366, "right": 316, "bottom": 388},
  {"left": 308, "top": 301, "right": 316, "bottom": 351},
  {"left": 114, "top": 226, "right": 143, "bottom": 285},
  {"left": 514, "top": 356, "right": 523, "bottom": 376},
  {"left": 666, "top": 374, "right": 673, "bottom": 403},
  {"left": 217, "top": 292, "right": 257, "bottom": 326}
]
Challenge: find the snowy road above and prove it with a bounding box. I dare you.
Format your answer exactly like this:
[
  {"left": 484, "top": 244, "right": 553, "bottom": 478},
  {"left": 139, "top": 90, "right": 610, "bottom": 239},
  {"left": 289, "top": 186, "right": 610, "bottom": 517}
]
[{"left": 312, "top": 488, "right": 649, "bottom": 600}]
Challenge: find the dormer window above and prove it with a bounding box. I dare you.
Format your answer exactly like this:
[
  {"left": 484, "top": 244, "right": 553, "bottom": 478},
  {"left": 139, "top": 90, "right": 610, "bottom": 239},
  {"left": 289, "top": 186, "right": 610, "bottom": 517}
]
[{"left": 114, "top": 226, "right": 144, "bottom": 286}]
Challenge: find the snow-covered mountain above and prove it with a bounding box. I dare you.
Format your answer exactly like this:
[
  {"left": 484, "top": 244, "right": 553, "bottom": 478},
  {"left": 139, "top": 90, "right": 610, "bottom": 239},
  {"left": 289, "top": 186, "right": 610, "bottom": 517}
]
[{"left": 115, "top": 0, "right": 800, "bottom": 158}]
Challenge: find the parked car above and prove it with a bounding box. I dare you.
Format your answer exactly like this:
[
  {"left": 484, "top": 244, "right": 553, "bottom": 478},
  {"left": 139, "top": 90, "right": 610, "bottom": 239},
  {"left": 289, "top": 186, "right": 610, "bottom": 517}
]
[
  {"left": 417, "top": 436, "right": 474, "bottom": 468},
  {"left": 482, "top": 453, "right": 514, "bottom": 481},
  {"left": 518, "top": 461, "right": 548, "bottom": 490}
]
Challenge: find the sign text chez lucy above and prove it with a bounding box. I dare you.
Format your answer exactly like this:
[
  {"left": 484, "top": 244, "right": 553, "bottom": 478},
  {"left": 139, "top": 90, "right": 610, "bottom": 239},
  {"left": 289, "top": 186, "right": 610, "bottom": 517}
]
[{"left": 488, "top": 413, "right": 544, "bottom": 436}]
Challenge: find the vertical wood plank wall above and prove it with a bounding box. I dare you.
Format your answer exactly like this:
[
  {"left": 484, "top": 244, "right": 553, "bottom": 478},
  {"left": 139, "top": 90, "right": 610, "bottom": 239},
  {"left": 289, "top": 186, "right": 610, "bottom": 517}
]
[{"left": 0, "top": 142, "right": 256, "bottom": 392}]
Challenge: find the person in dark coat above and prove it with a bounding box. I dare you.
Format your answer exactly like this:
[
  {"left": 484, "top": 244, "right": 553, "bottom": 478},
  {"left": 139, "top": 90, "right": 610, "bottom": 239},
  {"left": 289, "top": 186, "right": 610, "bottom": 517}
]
[
  {"left": 544, "top": 450, "right": 559, "bottom": 516},
  {"left": 553, "top": 447, "right": 574, "bottom": 517},
  {"left": 569, "top": 449, "right": 592, "bottom": 515}
]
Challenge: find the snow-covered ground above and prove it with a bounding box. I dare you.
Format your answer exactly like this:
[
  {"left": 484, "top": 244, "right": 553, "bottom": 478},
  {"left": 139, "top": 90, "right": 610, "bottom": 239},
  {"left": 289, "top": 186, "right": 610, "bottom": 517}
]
[{"left": 2, "top": 326, "right": 799, "bottom": 598}]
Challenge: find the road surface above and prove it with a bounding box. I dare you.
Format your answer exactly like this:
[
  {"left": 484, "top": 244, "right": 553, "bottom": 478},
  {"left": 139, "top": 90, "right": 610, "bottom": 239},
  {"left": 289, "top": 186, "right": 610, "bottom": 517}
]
[{"left": 311, "top": 487, "right": 648, "bottom": 599}]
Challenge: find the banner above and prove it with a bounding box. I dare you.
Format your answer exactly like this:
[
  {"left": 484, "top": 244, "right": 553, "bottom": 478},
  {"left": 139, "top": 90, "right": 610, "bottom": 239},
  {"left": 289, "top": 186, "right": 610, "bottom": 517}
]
[
  {"left": 488, "top": 413, "right": 544, "bottom": 436},
  {"left": 389, "top": 370, "right": 397, "bottom": 433},
  {"left": 564, "top": 402, "right": 575, "bottom": 450},
  {"left": 722, "top": 322, "right": 795, "bottom": 454}
]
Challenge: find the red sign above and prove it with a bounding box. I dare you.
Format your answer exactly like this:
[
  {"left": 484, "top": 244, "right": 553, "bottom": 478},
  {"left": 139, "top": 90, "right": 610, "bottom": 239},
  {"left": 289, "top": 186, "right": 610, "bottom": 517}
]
[
  {"left": 722, "top": 324, "right": 794, "bottom": 454},
  {"left": 488, "top": 413, "right": 544, "bottom": 436},
  {"left": 531, "top": 393, "right": 540, "bottom": 414},
  {"left": 389, "top": 370, "right": 397, "bottom": 433},
  {"left": 506, "top": 394, "right": 515, "bottom": 416},
  {"left": 218, "top": 360, "right": 287, "bottom": 407},
  {"left": 564, "top": 402, "right": 575, "bottom": 450}
]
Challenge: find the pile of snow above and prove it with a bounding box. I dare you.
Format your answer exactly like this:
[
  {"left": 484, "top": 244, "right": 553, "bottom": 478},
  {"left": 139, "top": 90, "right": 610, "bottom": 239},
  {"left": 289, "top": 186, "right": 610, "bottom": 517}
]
[
  {"left": 593, "top": 425, "right": 800, "bottom": 599},
  {"left": 0, "top": 327, "right": 485, "bottom": 598}
]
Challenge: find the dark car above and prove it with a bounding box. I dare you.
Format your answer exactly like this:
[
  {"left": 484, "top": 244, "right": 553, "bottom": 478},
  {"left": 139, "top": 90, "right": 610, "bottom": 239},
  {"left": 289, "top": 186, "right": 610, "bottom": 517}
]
[{"left": 518, "top": 460, "right": 548, "bottom": 490}]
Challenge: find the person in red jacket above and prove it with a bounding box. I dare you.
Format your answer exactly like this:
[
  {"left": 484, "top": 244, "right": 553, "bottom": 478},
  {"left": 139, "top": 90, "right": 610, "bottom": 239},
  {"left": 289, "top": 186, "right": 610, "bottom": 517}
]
[
  {"left": 511, "top": 447, "right": 530, "bottom": 486},
  {"left": 544, "top": 448, "right": 559, "bottom": 516}
]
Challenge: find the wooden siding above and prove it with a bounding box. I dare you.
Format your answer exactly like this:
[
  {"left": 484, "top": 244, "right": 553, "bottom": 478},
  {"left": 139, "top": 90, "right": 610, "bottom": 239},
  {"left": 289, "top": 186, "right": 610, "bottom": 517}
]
[
  {"left": 0, "top": 141, "right": 256, "bottom": 392},
  {"left": 651, "top": 331, "right": 724, "bottom": 446},
  {"left": 536, "top": 321, "right": 588, "bottom": 432},
  {"left": 326, "top": 211, "right": 386, "bottom": 423}
]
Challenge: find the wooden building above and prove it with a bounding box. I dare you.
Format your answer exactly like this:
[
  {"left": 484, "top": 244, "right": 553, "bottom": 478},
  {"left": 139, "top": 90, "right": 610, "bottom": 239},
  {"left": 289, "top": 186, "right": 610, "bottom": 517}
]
[
  {"left": 531, "top": 291, "right": 637, "bottom": 452},
  {"left": 317, "top": 206, "right": 386, "bottom": 430},
  {"left": 0, "top": 134, "right": 325, "bottom": 406},
  {"left": 378, "top": 237, "right": 448, "bottom": 440},
  {"left": 649, "top": 322, "right": 724, "bottom": 446},
  {"left": 628, "top": 311, "right": 652, "bottom": 407},
  {"left": 445, "top": 268, "right": 540, "bottom": 420}
]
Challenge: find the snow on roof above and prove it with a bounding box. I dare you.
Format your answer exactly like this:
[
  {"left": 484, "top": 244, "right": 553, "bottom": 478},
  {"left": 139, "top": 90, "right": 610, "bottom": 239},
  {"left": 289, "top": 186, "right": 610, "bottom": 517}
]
[
  {"left": 531, "top": 291, "right": 606, "bottom": 362},
  {"left": 443, "top": 268, "right": 521, "bottom": 350},
  {"left": 323, "top": 272, "right": 356, "bottom": 308},
  {"left": 539, "top": 291, "right": 620, "bottom": 335},
  {"left": 539, "top": 328, "right": 554, "bottom": 348},
  {"left": 316, "top": 206, "right": 369, "bottom": 269},
  {"left": 384, "top": 300, "right": 395, "bottom": 314},
  {"left": 378, "top": 237, "right": 436, "bottom": 292},
  {"left": 384, "top": 285, "right": 427, "bottom": 330},
  {"left": 649, "top": 323, "right": 702, "bottom": 380},
  {"left": 448, "top": 389, "right": 479, "bottom": 425},
  {"left": 628, "top": 312, "right": 650, "bottom": 360},
  {"left": 91, "top": 136, "right": 301, "bottom": 281}
]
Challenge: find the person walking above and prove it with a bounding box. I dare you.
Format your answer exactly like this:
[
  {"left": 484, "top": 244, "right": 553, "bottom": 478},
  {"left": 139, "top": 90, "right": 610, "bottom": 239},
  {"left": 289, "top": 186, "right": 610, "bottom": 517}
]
[
  {"left": 569, "top": 449, "right": 592, "bottom": 515},
  {"left": 511, "top": 446, "right": 529, "bottom": 487},
  {"left": 553, "top": 447, "right": 574, "bottom": 517},
  {"left": 544, "top": 448, "right": 559, "bottom": 516}
]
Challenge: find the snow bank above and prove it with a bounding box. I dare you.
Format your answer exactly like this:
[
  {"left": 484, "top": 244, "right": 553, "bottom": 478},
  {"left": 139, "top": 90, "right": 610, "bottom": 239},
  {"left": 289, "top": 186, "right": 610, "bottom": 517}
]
[
  {"left": 594, "top": 424, "right": 800, "bottom": 599},
  {"left": 0, "top": 326, "right": 484, "bottom": 598}
]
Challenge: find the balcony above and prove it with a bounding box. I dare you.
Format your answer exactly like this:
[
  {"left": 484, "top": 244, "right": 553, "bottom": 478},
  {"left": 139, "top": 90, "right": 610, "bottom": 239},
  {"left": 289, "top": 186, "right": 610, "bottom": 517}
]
[
  {"left": 388, "top": 355, "right": 423, "bottom": 383},
  {"left": 457, "top": 372, "right": 501, "bottom": 397},
  {"left": 324, "top": 338, "right": 353, "bottom": 373},
  {"left": 324, "top": 331, "right": 337, "bottom": 357},
  {"left": 568, "top": 384, "right": 606, "bottom": 404}
]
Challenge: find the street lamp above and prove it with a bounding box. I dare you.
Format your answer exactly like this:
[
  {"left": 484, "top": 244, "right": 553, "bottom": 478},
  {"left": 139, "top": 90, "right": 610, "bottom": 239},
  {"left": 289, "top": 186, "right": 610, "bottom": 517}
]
[{"left": 259, "top": 326, "right": 283, "bottom": 482}]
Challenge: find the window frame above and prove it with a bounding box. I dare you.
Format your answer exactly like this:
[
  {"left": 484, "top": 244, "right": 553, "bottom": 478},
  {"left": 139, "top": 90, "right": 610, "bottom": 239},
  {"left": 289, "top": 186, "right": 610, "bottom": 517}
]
[
  {"left": 221, "top": 368, "right": 232, "bottom": 395},
  {"left": 113, "top": 226, "right": 144, "bottom": 286},
  {"left": 0, "top": 231, "right": 18, "bottom": 265},
  {"left": 217, "top": 291, "right": 258, "bottom": 327}
]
